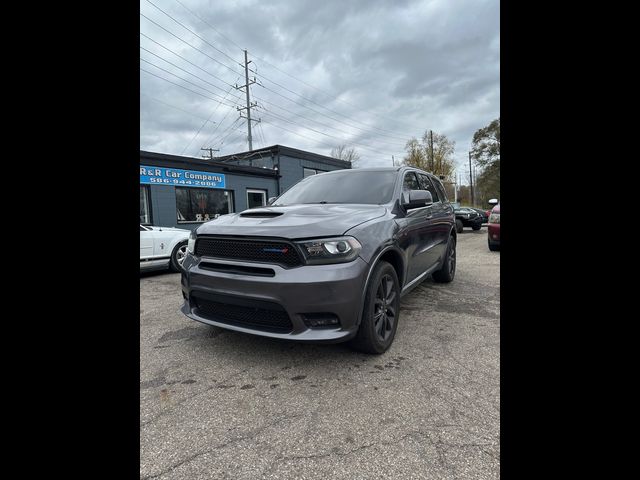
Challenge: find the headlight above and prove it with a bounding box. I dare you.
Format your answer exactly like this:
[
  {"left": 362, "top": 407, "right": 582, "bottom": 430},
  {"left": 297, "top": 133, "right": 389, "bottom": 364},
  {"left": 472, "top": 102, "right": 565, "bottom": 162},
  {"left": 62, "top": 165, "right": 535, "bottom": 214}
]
[
  {"left": 296, "top": 236, "right": 362, "bottom": 265},
  {"left": 187, "top": 230, "right": 197, "bottom": 254},
  {"left": 489, "top": 213, "right": 500, "bottom": 224}
]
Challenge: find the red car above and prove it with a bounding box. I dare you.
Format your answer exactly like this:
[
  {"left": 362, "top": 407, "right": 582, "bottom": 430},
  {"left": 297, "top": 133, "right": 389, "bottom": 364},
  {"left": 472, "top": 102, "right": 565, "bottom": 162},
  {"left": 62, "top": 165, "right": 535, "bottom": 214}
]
[{"left": 488, "top": 200, "right": 500, "bottom": 251}]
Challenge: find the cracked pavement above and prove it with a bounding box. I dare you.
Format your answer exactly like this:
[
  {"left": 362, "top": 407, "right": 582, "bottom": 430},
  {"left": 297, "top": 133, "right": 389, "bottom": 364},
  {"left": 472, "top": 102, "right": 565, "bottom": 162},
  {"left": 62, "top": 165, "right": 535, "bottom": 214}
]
[{"left": 140, "top": 228, "right": 500, "bottom": 479}]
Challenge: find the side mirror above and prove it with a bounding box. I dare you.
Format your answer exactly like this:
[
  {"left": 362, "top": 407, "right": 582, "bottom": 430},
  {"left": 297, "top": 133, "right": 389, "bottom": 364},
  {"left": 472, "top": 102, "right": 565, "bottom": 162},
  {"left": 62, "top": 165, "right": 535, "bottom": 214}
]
[
  {"left": 404, "top": 190, "right": 433, "bottom": 209},
  {"left": 267, "top": 196, "right": 277, "bottom": 205},
  {"left": 488, "top": 198, "right": 499, "bottom": 205}
]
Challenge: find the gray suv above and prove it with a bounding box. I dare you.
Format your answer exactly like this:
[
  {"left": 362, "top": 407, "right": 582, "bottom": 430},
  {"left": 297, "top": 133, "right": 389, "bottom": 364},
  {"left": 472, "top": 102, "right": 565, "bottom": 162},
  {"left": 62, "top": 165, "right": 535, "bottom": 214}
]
[{"left": 180, "top": 167, "right": 456, "bottom": 353}]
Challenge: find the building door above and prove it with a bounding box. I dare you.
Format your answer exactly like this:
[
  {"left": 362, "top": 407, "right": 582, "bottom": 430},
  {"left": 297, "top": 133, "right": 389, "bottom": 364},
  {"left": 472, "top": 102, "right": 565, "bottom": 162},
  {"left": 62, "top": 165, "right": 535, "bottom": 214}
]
[{"left": 247, "top": 189, "right": 267, "bottom": 209}]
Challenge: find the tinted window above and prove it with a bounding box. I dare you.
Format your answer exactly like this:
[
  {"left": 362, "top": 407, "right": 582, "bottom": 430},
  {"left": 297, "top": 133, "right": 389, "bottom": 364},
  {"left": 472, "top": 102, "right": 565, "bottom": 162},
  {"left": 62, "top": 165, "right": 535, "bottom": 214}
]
[
  {"left": 403, "top": 172, "right": 420, "bottom": 192},
  {"left": 176, "top": 187, "right": 234, "bottom": 222},
  {"left": 432, "top": 177, "right": 448, "bottom": 202},
  {"left": 417, "top": 173, "right": 440, "bottom": 202},
  {"left": 275, "top": 171, "right": 397, "bottom": 205}
]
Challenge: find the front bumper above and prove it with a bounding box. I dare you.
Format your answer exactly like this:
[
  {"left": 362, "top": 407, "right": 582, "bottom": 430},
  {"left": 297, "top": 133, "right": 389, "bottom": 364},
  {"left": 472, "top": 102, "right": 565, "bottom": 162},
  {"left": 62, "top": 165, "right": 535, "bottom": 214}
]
[
  {"left": 488, "top": 223, "right": 500, "bottom": 243},
  {"left": 180, "top": 254, "right": 370, "bottom": 343}
]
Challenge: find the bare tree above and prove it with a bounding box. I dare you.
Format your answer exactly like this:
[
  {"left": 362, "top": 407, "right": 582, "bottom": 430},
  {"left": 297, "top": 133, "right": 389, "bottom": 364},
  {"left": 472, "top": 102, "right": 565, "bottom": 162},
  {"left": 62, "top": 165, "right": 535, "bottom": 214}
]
[
  {"left": 402, "top": 130, "right": 456, "bottom": 181},
  {"left": 330, "top": 145, "right": 361, "bottom": 167}
]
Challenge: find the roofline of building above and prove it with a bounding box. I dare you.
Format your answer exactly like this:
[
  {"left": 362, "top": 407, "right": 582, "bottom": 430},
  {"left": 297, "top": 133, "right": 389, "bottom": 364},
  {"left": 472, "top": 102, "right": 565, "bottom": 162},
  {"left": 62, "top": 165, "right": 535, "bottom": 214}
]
[
  {"left": 214, "top": 144, "right": 352, "bottom": 169},
  {"left": 139, "top": 150, "right": 279, "bottom": 178}
]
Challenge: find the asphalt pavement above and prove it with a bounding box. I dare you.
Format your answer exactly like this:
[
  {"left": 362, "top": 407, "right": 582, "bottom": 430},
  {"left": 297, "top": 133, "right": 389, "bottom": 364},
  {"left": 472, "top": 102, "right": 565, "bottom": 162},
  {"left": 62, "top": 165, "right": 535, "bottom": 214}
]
[{"left": 140, "top": 227, "right": 500, "bottom": 479}]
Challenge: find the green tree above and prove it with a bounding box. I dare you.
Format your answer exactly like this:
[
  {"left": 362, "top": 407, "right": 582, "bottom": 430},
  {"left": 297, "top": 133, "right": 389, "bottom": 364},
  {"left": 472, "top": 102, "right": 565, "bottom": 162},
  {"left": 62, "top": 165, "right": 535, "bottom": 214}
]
[
  {"left": 471, "top": 118, "right": 500, "bottom": 205},
  {"left": 402, "top": 130, "right": 456, "bottom": 181}
]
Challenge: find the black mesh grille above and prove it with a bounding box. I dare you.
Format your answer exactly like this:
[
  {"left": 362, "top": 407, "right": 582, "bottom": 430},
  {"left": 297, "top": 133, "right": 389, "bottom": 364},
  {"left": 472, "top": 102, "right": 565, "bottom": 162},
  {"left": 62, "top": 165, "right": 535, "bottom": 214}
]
[
  {"left": 195, "top": 237, "right": 303, "bottom": 267},
  {"left": 193, "top": 296, "right": 293, "bottom": 333}
]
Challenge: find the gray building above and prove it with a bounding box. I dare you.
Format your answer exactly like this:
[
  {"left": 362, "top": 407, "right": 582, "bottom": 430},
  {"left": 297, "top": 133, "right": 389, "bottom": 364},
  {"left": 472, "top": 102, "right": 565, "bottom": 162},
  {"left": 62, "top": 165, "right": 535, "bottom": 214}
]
[{"left": 140, "top": 145, "right": 351, "bottom": 230}]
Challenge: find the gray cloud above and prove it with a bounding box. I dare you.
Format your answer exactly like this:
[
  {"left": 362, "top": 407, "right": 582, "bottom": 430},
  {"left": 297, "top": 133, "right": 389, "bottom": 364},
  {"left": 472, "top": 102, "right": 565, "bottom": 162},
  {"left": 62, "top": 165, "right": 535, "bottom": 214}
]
[{"left": 140, "top": 0, "right": 499, "bottom": 174}]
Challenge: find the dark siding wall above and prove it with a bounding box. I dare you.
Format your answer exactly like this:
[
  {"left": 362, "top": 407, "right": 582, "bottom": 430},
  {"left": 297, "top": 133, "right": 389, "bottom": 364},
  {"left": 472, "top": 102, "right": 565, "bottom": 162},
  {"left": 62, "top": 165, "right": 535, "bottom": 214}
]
[
  {"left": 147, "top": 175, "right": 277, "bottom": 231},
  {"left": 278, "top": 154, "right": 347, "bottom": 193}
]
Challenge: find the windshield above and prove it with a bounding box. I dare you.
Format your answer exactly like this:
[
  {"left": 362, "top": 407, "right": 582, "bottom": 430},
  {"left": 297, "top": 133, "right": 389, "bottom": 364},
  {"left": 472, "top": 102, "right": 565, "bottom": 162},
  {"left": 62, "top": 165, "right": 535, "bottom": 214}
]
[{"left": 274, "top": 171, "right": 397, "bottom": 205}]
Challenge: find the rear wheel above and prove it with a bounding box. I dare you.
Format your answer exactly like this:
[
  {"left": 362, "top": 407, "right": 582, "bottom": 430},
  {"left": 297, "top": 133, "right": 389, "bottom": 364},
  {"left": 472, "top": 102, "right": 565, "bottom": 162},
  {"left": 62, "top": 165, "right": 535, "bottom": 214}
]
[
  {"left": 350, "top": 261, "right": 400, "bottom": 354},
  {"left": 433, "top": 235, "right": 456, "bottom": 283},
  {"left": 472, "top": 224, "right": 481, "bottom": 231},
  {"left": 488, "top": 239, "right": 500, "bottom": 251},
  {"left": 455, "top": 219, "right": 464, "bottom": 233}
]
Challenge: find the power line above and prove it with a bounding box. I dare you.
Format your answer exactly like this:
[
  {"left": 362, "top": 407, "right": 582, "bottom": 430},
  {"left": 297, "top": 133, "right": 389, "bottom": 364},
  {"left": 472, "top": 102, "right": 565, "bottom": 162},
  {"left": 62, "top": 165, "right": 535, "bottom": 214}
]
[
  {"left": 172, "top": 0, "right": 244, "bottom": 53},
  {"left": 140, "top": 47, "right": 242, "bottom": 101},
  {"left": 140, "top": 33, "right": 243, "bottom": 100},
  {"left": 140, "top": 13, "right": 243, "bottom": 77},
  {"left": 140, "top": 58, "right": 237, "bottom": 108},
  {"left": 181, "top": 84, "right": 236, "bottom": 155},
  {"left": 141, "top": 93, "right": 219, "bottom": 124},
  {"left": 199, "top": 108, "right": 237, "bottom": 153},
  {"left": 253, "top": 92, "right": 407, "bottom": 149},
  {"left": 171, "top": 0, "right": 420, "bottom": 133},
  {"left": 259, "top": 111, "right": 398, "bottom": 157},
  {"left": 206, "top": 117, "right": 243, "bottom": 148},
  {"left": 253, "top": 72, "right": 411, "bottom": 142},
  {"left": 140, "top": 67, "right": 238, "bottom": 105},
  {"left": 143, "top": 1, "right": 244, "bottom": 74},
  {"left": 141, "top": 8, "right": 411, "bottom": 150}
]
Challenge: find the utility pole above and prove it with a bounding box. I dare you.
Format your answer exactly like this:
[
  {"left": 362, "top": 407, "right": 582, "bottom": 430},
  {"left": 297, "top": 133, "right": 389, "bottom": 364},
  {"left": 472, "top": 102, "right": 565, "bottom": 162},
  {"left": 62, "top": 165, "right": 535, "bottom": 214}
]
[
  {"left": 392, "top": 155, "right": 395, "bottom": 166},
  {"left": 468, "top": 151, "right": 474, "bottom": 207},
  {"left": 200, "top": 147, "right": 219, "bottom": 160},
  {"left": 235, "top": 49, "right": 260, "bottom": 151},
  {"left": 453, "top": 173, "right": 457, "bottom": 203},
  {"left": 429, "top": 130, "right": 434, "bottom": 172}
]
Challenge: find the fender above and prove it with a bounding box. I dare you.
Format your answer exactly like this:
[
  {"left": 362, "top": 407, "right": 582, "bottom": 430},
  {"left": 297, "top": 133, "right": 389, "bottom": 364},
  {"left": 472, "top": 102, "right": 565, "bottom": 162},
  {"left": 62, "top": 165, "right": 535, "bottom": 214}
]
[{"left": 355, "top": 243, "right": 405, "bottom": 328}]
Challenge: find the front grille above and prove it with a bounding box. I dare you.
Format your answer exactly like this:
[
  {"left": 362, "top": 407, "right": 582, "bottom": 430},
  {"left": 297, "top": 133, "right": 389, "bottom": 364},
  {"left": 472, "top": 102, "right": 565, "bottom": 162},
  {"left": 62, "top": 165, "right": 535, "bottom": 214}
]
[
  {"left": 195, "top": 236, "right": 303, "bottom": 267},
  {"left": 192, "top": 295, "right": 293, "bottom": 333}
]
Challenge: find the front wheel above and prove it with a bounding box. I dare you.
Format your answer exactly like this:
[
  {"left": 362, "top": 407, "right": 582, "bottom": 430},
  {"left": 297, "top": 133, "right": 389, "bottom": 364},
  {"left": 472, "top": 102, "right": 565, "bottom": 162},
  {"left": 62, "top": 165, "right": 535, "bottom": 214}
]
[
  {"left": 455, "top": 219, "right": 464, "bottom": 233},
  {"left": 488, "top": 239, "right": 500, "bottom": 251},
  {"left": 170, "top": 241, "right": 188, "bottom": 272},
  {"left": 350, "top": 261, "right": 400, "bottom": 354},
  {"left": 472, "top": 224, "right": 482, "bottom": 231},
  {"left": 433, "top": 235, "right": 456, "bottom": 283}
]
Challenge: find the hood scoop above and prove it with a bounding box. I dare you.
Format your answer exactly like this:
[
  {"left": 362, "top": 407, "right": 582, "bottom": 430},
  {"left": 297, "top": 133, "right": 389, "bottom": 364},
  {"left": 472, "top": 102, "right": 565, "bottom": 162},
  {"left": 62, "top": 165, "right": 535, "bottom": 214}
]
[{"left": 240, "top": 210, "right": 284, "bottom": 218}]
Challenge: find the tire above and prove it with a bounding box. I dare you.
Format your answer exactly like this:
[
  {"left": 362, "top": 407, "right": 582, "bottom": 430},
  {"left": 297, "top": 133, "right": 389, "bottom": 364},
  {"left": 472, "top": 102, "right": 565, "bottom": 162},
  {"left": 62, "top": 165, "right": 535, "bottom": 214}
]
[
  {"left": 472, "top": 224, "right": 481, "bottom": 231},
  {"left": 488, "top": 239, "right": 500, "bottom": 251},
  {"left": 433, "top": 235, "right": 456, "bottom": 283},
  {"left": 455, "top": 219, "right": 464, "bottom": 233},
  {"left": 350, "top": 261, "right": 400, "bottom": 354},
  {"left": 169, "top": 240, "right": 188, "bottom": 272}
]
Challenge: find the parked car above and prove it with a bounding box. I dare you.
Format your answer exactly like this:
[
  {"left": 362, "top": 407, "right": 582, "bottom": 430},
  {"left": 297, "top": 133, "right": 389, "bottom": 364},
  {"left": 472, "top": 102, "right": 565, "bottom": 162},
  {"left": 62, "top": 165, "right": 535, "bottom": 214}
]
[
  {"left": 471, "top": 208, "right": 490, "bottom": 223},
  {"left": 487, "top": 199, "right": 500, "bottom": 251},
  {"left": 454, "top": 207, "right": 483, "bottom": 233},
  {"left": 140, "top": 224, "right": 191, "bottom": 272},
  {"left": 180, "top": 167, "right": 457, "bottom": 354}
]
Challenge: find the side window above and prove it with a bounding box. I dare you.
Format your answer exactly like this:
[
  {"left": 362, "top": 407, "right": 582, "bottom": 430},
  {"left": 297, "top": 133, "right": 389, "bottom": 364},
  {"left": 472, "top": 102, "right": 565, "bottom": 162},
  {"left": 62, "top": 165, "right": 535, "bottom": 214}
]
[
  {"left": 418, "top": 173, "right": 440, "bottom": 202},
  {"left": 433, "top": 177, "right": 448, "bottom": 202},
  {"left": 402, "top": 172, "right": 421, "bottom": 203}
]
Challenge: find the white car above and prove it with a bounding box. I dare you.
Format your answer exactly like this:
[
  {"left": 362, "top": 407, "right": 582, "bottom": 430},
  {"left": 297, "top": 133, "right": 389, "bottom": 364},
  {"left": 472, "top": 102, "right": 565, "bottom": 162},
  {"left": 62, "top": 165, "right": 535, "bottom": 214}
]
[{"left": 140, "top": 224, "right": 191, "bottom": 272}]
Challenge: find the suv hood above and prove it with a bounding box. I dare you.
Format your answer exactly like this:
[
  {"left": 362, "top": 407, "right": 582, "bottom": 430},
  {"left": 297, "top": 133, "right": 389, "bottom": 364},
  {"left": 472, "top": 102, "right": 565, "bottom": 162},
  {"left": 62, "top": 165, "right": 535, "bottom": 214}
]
[{"left": 196, "top": 204, "right": 387, "bottom": 239}]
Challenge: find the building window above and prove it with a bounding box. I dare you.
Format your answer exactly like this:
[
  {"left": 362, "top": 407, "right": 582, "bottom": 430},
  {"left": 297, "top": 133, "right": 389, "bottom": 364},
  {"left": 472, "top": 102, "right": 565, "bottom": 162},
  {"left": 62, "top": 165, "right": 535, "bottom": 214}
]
[
  {"left": 175, "top": 187, "right": 234, "bottom": 223},
  {"left": 303, "top": 167, "right": 325, "bottom": 178},
  {"left": 246, "top": 189, "right": 267, "bottom": 209},
  {"left": 140, "top": 185, "right": 152, "bottom": 225}
]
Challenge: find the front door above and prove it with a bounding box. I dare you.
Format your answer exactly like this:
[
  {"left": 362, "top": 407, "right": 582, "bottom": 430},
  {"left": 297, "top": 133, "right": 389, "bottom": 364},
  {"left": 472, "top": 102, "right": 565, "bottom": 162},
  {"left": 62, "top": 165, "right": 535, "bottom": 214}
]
[{"left": 140, "top": 225, "right": 154, "bottom": 259}]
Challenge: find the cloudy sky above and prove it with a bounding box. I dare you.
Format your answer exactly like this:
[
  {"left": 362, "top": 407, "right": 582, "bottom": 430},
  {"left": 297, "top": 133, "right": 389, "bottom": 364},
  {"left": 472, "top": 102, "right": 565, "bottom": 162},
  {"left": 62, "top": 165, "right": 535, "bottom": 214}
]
[{"left": 140, "top": 0, "right": 499, "bottom": 178}]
